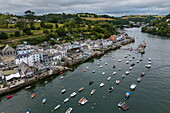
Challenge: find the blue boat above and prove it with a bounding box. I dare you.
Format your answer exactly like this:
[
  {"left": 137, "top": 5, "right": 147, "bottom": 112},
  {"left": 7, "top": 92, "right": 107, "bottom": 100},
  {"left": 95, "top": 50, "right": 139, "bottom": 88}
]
[
  {"left": 26, "top": 109, "right": 31, "bottom": 113},
  {"left": 125, "top": 92, "right": 131, "bottom": 99}
]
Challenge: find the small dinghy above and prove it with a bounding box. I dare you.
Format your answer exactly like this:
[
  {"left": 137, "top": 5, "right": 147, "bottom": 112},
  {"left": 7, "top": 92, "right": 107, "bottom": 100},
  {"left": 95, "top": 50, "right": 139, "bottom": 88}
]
[
  {"left": 148, "top": 61, "right": 152, "bottom": 64},
  {"left": 130, "top": 83, "right": 136, "bottom": 90},
  {"left": 128, "top": 53, "right": 131, "bottom": 56},
  {"left": 44, "top": 81, "right": 48, "bottom": 84},
  {"left": 146, "top": 64, "right": 151, "bottom": 68},
  {"left": 119, "top": 68, "right": 122, "bottom": 71},
  {"left": 126, "top": 61, "right": 129, "bottom": 64},
  {"left": 129, "top": 58, "right": 132, "bottom": 61},
  {"left": 65, "top": 107, "right": 72, "bottom": 113},
  {"left": 105, "top": 62, "right": 107, "bottom": 65},
  {"left": 116, "top": 80, "right": 120, "bottom": 85},
  {"left": 26, "top": 109, "right": 31, "bottom": 113},
  {"left": 131, "top": 63, "right": 135, "bottom": 67},
  {"left": 113, "top": 65, "right": 116, "bottom": 68},
  {"left": 129, "top": 67, "right": 133, "bottom": 70},
  {"left": 100, "top": 65, "right": 103, "bottom": 68},
  {"left": 89, "top": 81, "right": 94, "bottom": 85},
  {"left": 113, "top": 71, "right": 117, "bottom": 75},
  {"left": 31, "top": 94, "right": 35, "bottom": 99},
  {"left": 136, "top": 60, "right": 139, "bottom": 63},
  {"left": 64, "top": 98, "right": 69, "bottom": 103},
  {"left": 6, "top": 95, "right": 13, "bottom": 99},
  {"left": 118, "top": 102, "right": 129, "bottom": 111},
  {"left": 125, "top": 55, "right": 128, "bottom": 58},
  {"left": 99, "top": 83, "right": 105, "bottom": 87},
  {"left": 108, "top": 87, "right": 114, "bottom": 93},
  {"left": 119, "top": 59, "right": 121, "bottom": 62},
  {"left": 122, "top": 75, "right": 125, "bottom": 79},
  {"left": 140, "top": 72, "right": 145, "bottom": 77},
  {"left": 61, "top": 89, "right": 66, "bottom": 94},
  {"left": 70, "top": 92, "right": 77, "bottom": 98},
  {"left": 137, "top": 78, "right": 141, "bottom": 82},
  {"left": 25, "top": 86, "right": 31, "bottom": 90},
  {"left": 125, "top": 92, "right": 131, "bottom": 99},
  {"left": 60, "top": 76, "right": 64, "bottom": 79},
  {"left": 99, "top": 59, "right": 102, "bottom": 61},
  {"left": 90, "top": 89, "right": 96, "bottom": 95},
  {"left": 125, "top": 71, "right": 130, "bottom": 75},
  {"left": 107, "top": 77, "right": 111, "bottom": 81},
  {"left": 102, "top": 72, "right": 105, "bottom": 75},
  {"left": 86, "top": 67, "right": 89, "bottom": 69},
  {"left": 148, "top": 58, "right": 152, "bottom": 61},
  {"left": 78, "top": 87, "right": 84, "bottom": 92},
  {"left": 52, "top": 104, "right": 61, "bottom": 111},
  {"left": 92, "top": 70, "right": 96, "bottom": 73},
  {"left": 42, "top": 98, "right": 47, "bottom": 105}
]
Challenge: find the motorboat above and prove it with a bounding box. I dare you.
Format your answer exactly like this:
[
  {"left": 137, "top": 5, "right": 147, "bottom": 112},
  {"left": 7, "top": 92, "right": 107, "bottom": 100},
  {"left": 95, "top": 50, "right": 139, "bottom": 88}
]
[
  {"left": 113, "top": 65, "right": 116, "bottom": 68},
  {"left": 113, "top": 71, "right": 117, "bottom": 75},
  {"left": 79, "top": 97, "right": 88, "bottom": 105},
  {"left": 26, "top": 109, "right": 31, "bottom": 113},
  {"left": 116, "top": 80, "right": 120, "bottom": 84},
  {"left": 125, "top": 55, "right": 128, "bottom": 58},
  {"left": 99, "top": 83, "right": 105, "bottom": 87},
  {"left": 100, "top": 65, "right": 103, "bottom": 68},
  {"left": 126, "top": 61, "right": 129, "bottom": 64},
  {"left": 44, "top": 81, "right": 48, "bottom": 84},
  {"left": 130, "top": 83, "right": 136, "bottom": 90},
  {"left": 146, "top": 64, "right": 151, "bottom": 68},
  {"left": 82, "top": 69, "right": 87, "bottom": 72},
  {"left": 65, "top": 107, "right": 73, "bottom": 113},
  {"left": 108, "top": 87, "right": 114, "bottom": 93},
  {"left": 70, "top": 92, "right": 77, "bottom": 98},
  {"left": 61, "top": 89, "right": 66, "bottom": 94},
  {"left": 25, "top": 86, "right": 31, "bottom": 90},
  {"left": 148, "top": 61, "right": 152, "bottom": 64},
  {"left": 148, "top": 58, "right": 152, "bottom": 61},
  {"left": 99, "top": 59, "right": 102, "bottom": 61},
  {"left": 125, "top": 92, "right": 131, "bottom": 99},
  {"left": 102, "top": 72, "right": 105, "bottom": 75},
  {"left": 107, "top": 77, "right": 111, "bottom": 81},
  {"left": 52, "top": 104, "right": 61, "bottom": 111},
  {"left": 105, "top": 62, "right": 107, "bottom": 65},
  {"left": 86, "top": 67, "right": 89, "bottom": 69},
  {"left": 129, "top": 67, "right": 133, "bottom": 70},
  {"left": 125, "top": 71, "right": 130, "bottom": 75},
  {"left": 64, "top": 98, "right": 69, "bottom": 103},
  {"left": 131, "top": 63, "right": 135, "bottom": 67},
  {"left": 78, "top": 87, "right": 84, "bottom": 92},
  {"left": 119, "top": 59, "right": 121, "bottom": 62},
  {"left": 42, "top": 98, "right": 47, "bottom": 104},
  {"left": 31, "top": 94, "right": 35, "bottom": 98},
  {"left": 137, "top": 78, "right": 141, "bottom": 82},
  {"left": 136, "top": 60, "right": 139, "bottom": 63},
  {"left": 122, "top": 75, "right": 125, "bottom": 79},
  {"left": 97, "top": 63, "right": 100, "bottom": 65},
  {"left": 129, "top": 58, "right": 132, "bottom": 61},
  {"left": 92, "top": 70, "right": 96, "bottom": 73},
  {"left": 6, "top": 95, "right": 13, "bottom": 99},
  {"left": 89, "top": 81, "right": 94, "bottom": 85},
  {"left": 128, "top": 53, "right": 131, "bottom": 56},
  {"left": 140, "top": 72, "right": 145, "bottom": 77},
  {"left": 90, "top": 89, "right": 96, "bottom": 95},
  {"left": 60, "top": 76, "right": 64, "bottom": 79},
  {"left": 119, "top": 68, "right": 122, "bottom": 71},
  {"left": 118, "top": 102, "right": 129, "bottom": 111}
]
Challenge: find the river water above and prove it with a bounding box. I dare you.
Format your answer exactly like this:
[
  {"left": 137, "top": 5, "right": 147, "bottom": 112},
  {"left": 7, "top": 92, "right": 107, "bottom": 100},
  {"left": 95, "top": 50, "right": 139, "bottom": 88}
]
[{"left": 0, "top": 28, "right": 170, "bottom": 113}]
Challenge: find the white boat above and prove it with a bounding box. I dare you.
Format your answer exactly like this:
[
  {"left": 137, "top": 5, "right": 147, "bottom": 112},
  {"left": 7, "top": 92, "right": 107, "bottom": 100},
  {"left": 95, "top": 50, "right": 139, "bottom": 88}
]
[
  {"left": 130, "top": 83, "right": 137, "bottom": 90},
  {"left": 64, "top": 98, "right": 69, "bottom": 103},
  {"left": 116, "top": 80, "right": 120, "bottom": 84},
  {"left": 78, "top": 87, "right": 84, "bottom": 92},
  {"left": 44, "top": 81, "right": 48, "bottom": 84},
  {"left": 86, "top": 67, "right": 89, "bottom": 69},
  {"left": 125, "top": 71, "right": 130, "bottom": 75},
  {"left": 119, "top": 59, "right": 121, "bottom": 62},
  {"left": 125, "top": 55, "right": 128, "bottom": 58},
  {"left": 128, "top": 53, "right": 131, "bottom": 56},
  {"left": 99, "top": 59, "right": 102, "bottom": 61},
  {"left": 146, "top": 64, "right": 151, "bottom": 68},
  {"left": 108, "top": 87, "right": 114, "bottom": 93},
  {"left": 112, "top": 56, "right": 114, "bottom": 58},
  {"left": 90, "top": 89, "right": 96, "bottom": 95},
  {"left": 148, "top": 58, "right": 152, "bottom": 61},
  {"left": 136, "top": 60, "right": 139, "bottom": 63},
  {"left": 148, "top": 61, "right": 152, "bottom": 64},
  {"left": 119, "top": 68, "right": 122, "bottom": 71},
  {"left": 100, "top": 65, "right": 103, "bottom": 68},
  {"left": 65, "top": 107, "right": 72, "bottom": 113},
  {"left": 99, "top": 83, "right": 105, "bottom": 87},
  {"left": 102, "top": 72, "right": 105, "bottom": 75},
  {"left": 137, "top": 78, "right": 141, "bottom": 82},
  {"left": 129, "top": 58, "right": 132, "bottom": 61},
  {"left": 113, "top": 71, "right": 117, "bottom": 75},
  {"left": 126, "top": 61, "right": 129, "bottom": 64},
  {"left": 105, "top": 62, "right": 107, "bottom": 65},
  {"left": 107, "top": 77, "right": 111, "bottom": 81},
  {"left": 97, "top": 63, "right": 100, "bottom": 65},
  {"left": 61, "top": 89, "right": 66, "bottom": 94},
  {"left": 70, "top": 92, "right": 77, "bottom": 98},
  {"left": 79, "top": 97, "right": 88, "bottom": 105},
  {"left": 25, "top": 86, "right": 31, "bottom": 90},
  {"left": 129, "top": 67, "right": 133, "bottom": 70},
  {"left": 42, "top": 98, "right": 47, "bottom": 104},
  {"left": 52, "top": 104, "right": 61, "bottom": 111},
  {"left": 60, "top": 76, "right": 64, "bottom": 79},
  {"left": 92, "top": 70, "right": 96, "bottom": 73}
]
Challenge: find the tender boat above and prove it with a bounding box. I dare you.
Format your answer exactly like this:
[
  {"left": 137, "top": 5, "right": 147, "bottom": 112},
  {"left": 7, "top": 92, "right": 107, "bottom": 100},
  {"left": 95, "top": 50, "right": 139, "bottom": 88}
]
[
  {"left": 125, "top": 71, "right": 130, "bottom": 75},
  {"left": 137, "top": 78, "right": 141, "bottom": 82},
  {"left": 107, "top": 77, "right": 111, "bottom": 81},
  {"left": 105, "top": 62, "right": 107, "bottom": 65},
  {"left": 52, "top": 104, "right": 61, "bottom": 111},
  {"left": 31, "top": 94, "right": 35, "bottom": 98},
  {"left": 116, "top": 80, "right": 120, "bottom": 84},
  {"left": 70, "top": 92, "right": 77, "bottom": 98},
  {"left": 61, "top": 89, "right": 66, "bottom": 94},
  {"left": 119, "top": 59, "right": 121, "bottom": 62},
  {"left": 130, "top": 83, "right": 136, "bottom": 90},
  {"left": 90, "top": 89, "right": 96, "bottom": 95},
  {"left": 65, "top": 107, "right": 73, "bottom": 113},
  {"left": 64, "top": 98, "right": 69, "bottom": 103},
  {"left": 99, "top": 83, "right": 105, "bottom": 87},
  {"left": 92, "top": 70, "right": 96, "bottom": 73},
  {"left": 129, "top": 58, "right": 132, "bottom": 61},
  {"left": 122, "top": 75, "right": 125, "bottom": 79},
  {"left": 118, "top": 102, "right": 129, "bottom": 111},
  {"left": 136, "top": 60, "right": 139, "bottom": 63},
  {"left": 126, "top": 61, "right": 129, "bottom": 64},
  {"left": 119, "top": 68, "right": 122, "bottom": 71},
  {"left": 125, "top": 92, "right": 131, "bottom": 99},
  {"left": 131, "top": 63, "right": 135, "bottom": 67},
  {"left": 113, "top": 71, "right": 117, "bottom": 75},
  {"left": 89, "top": 81, "right": 94, "bottom": 85},
  {"left": 140, "top": 72, "right": 145, "bottom": 77},
  {"left": 100, "top": 65, "right": 103, "bottom": 68},
  {"left": 82, "top": 69, "right": 87, "bottom": 72},
  {"left": 6, "top": 95, "right": 13, "bottom": 99},
  {"left": 25, "top": 86, "right": 31, "bottom": 90},
  {"left": 108, "top": 87, "right": 114, "bottom": 93},
  {"left": 113, "top": 65, "right": 116, "bottom": 68},
  {"left": 102, "top": 72, "right": 105, "bottom": 75},
  {"left": 26, "top": 109, "right": 31, "bottom": 113},
  {"left": 79, "top": 97, "right": 88, "bottom": 105},
  {"left": 78, "top": 87, "right": 84, "bottom": 92},
  {"left": 42, "top": 98, "right": 47, "bottom": 104}
]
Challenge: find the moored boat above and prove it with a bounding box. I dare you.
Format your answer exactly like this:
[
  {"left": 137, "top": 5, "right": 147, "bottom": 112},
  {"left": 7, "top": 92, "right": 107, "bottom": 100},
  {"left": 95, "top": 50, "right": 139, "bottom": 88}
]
[
  {"left": 60, "top": 76, "right": 64, "bottom": 79},
  {"left": 140, "top": 72, "right": 145, "bottom": 77},
  {"left": 26, "top": 109, "right": 31, "bottom": 113},
  {"left": 31, "top": 94, "right": 35, "bottom": 98},
  {"left": 78, "top": 87, "right": 84, "bottom": 92},
  {"left": 102, "top": 72, "right": 105, "bottom": 75},
  {"left": 92, "top": 70, "right": 96, "bottom": 73},
  {"left": 116, "top": 80, "right": 120, "bottom": 84},
  {"left": 122, "top": 75, "right": 125, "bottom": 79},
  {"left": 136, "top": 60, "right": 139, "bottom": 63},
  {"left": 146, "top": 64, "right": 151, "bottom": 68},
  {"left": 113, "top": 71, "right": 117, "bottom": 75},
  {"left": 99, "top": 83, "right": 105, "bottom": 87},
  {"left": 82, "top": 69, "right": 87, "bottom": 72},
  {"left": 148, "top": 58, "right": 152, "bottom": 61},
  {"left": 89, "top": 81, "right": 94, "bottom": 85},
  {"left": 107, "top": 77, "right": 111, "bottom": 81},
  {"left": 148, "top": 61, "right": 152, "bottom": 64},
  {"left": 25, "top": 86, "right": 31, "bottom": 90},
  {"left": 52, "top": 104, "right": 61, "bottom": 111},
  {"left": 108, "top": 87, "right": 114, "bottom": 93},
  {"left": 79, "top": 97, "right": 88, "bottom": 105},
  {"left": 126, "top": 61, "right": 129, "bottom": 64},
  {"left": 113, "top": 65, "right": 116, "bottom": 68},
  {"left": 125, "top": 71, "right": 130, "bottom": 75},
  {"left": 64, "top": 98, "right": 69, "bottom": 103},
  {"left": 129, "top": 58, "right": 132, "bottom": 61},
  {"left": 118, "top": 102, "right": 129, "bottom": 111},
  {"left": 105, "top": 62, "right": 107, "bottom": 65},
  {"left": 129, "top": 67, "right": 133, "bottom": 70},
  {"left": 42, "top": 98, "right": 47, "bottom": 105},
  {"left": 130, "top": 83, "right": 136, "bottom": 90},
  {"left": 6, "top": 95, "right": 13, "bottom": 99},
  {"left": 86, "top": 67, "right": 89, "bottom": 69},
  {"left": 137, "top": 78, "right": 141, "bottom": 82},
  {"left": 131, "top": 63, "right": 135, "bottom": 67},
  {"left": 61, "top": 89, "right": 67, "bottom": 94},
  {"left": 119, "top": 68, "right": 122, "bottom": 71},
  {"left": 90, "top": 89, "right": 96, "bottom": 95},
  {"left": 44, "top": 81, "right": 48, "bottom": 84},
  {"left": 119, "top": 59, "right": 121, "bottom": 62},
  {"left": 70, "top": 92, "right": 77, "bottom": 98},
  {"left": 100, "top": 65, "right": 103, "bottom": 68},
  {"left": 125, "top": 92, "right": 131, "bottom": 99},
  {"left": 65, "top": 107, "right": 72, "bottom": 113}
]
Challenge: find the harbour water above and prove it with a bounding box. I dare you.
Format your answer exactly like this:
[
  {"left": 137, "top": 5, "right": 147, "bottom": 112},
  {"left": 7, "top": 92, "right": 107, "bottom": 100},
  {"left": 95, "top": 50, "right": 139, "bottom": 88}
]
[{"left": 0, "top": 27, "right": 170, "bottom": 113}]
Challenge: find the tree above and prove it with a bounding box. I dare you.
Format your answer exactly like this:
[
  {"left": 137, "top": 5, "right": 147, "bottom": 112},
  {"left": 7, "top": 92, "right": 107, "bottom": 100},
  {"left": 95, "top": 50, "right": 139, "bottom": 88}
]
[
  {"left": 55, "top": 23, "right": 59, "bottom": 28},
  {"left": 25, "top": 10, "right": 35, "bottom": 20},
  {"left": 0, "top": 14, "right": 7, "bottom": 28},
  {"left": 40, "top": 22, "right": 45, "bottom": 27},
  {"left": 15, "top": 19, "right": 27, "bottom": 30},
  {"left": 23, "top": 28, "right": 32, "bottom": 35},
  {"left": 14, "top": 31, "right": 20, "bottom": 37},
  {"left": 0, "top": 32, "right": 8, "bottom": 39}
]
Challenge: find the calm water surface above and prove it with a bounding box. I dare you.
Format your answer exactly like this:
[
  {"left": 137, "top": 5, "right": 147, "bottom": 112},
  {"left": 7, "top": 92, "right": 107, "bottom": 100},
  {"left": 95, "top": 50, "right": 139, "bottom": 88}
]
[{"left": 0, "top": 28, "right": 170, "bottom": 113}]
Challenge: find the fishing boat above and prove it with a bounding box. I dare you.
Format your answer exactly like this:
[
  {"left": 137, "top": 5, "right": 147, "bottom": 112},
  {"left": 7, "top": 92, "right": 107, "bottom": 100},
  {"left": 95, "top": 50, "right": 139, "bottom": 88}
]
[
  {"left": 78, "top": 87, "right": 84, "bottom": 92},
  {"left": 52, "top": 104, "right": 61, "bottom": 111},
  {"left": 137, "top": 78, "right": 141, "bottom": 82},
  {"left": 99, "top": 83, "right": 105, "bottom": 87},
  {"left": 31, "top": 94, "right": 35, "bottom": 98},
  {"left": 116, "top": 80, "right": 120, "bottom": 84},
  {"left": 42, "top": 98, "right": 47, "bottom": 104},
  {"left": 100, "top": 65, "right": 103, "bottom": 68},
  {"left": 125, "top": 92, "right": 131, "bottom": 99},
  {"left": 119, "top": 59, "right": 121, "bottom": 62},
  {"left": 108, "top": 87, "right": 114, "bottom": 93},
  {"left": 92, "top": 70, "right": 96, "bottom": 73},
  {"left": 79, "top": 97, "right": 88, "bottom": 105},
  {"left": 25, "top": 109, "right": 31, "bottom": 113},
  {"left": 113, "top": 65, "right": 116, "bottom": 68},
  {"left": 140, "top": 72, "right": 145, "bottom": 77},
  {"left": 6, "top": 95, "right": 13, "bottom": 99},
  {"left": 125, "top": 71, "right": 130, "bottom": 75},
  {"left": 102, "top": 72, "right": 105, "bottom": 75},
  {"left": 113, "top": 71, "right": 117, "bottom": 75},
  {"left": 64, "top": 98, "right": 69, "bottom": 103},
  {"left": 129, "top": 67, "right": 133, "bottom": 70},
  {"left": 89, "top": 81, "right": 94, "bottom": 85},
  {"left": 118, "top": 102, "right": 129, "bottom": 111},
  {"left": 105, "top": 62, "right": 107, "bottom": 65},
  {"left": 130, "top": 83, "right": 136, "bottom": 90},
  {"left": 65, "top": 107, "right": 72, "bottom": 113},
  {"left": 25, "top": 86, "right": 31, "bottom": 90},
  {"left": 82, "top": 69, "right": 87, "bottom": 72},
  {"left": 90, "top": 89, "right": 96, "bottom": 95},
  {"left": 126, "top": 61, "right": 129, "bottom": 64},
  {"left": 119, "top": 68, "right": 122, "bottom": 71},
  {"left": 70, "top": 92, "right": 77, "bottom": 98},
  {"left": 107, "top": 77, "right": 111, "bottom": 81},
  {"left": 61, "top": 89, "right": 66, "bottom": 94},
  {"left": 122, "top": 75, "right": 125, "bottom": 79}
]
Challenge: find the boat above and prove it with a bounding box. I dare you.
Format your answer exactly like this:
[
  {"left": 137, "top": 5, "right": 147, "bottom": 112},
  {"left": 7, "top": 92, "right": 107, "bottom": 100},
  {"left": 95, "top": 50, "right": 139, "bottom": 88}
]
[
  {"left": 99, "top": 83, "right": 105, "bottom": 87},
  {"left": 146, "top": 64, "right": 151, "bottom": 68},
  {"left": 31, "top": 94, "right": 35, "bottom": 98},
  {"left": 97, "top": 63, "right": 100, "bottom": 65},
  {"left": 131, "top": 63, "right": 135, "bottom": 67},
  {"left": 6, "top": 95, "right": 13, "bottom": 99},
  {"left": 25, "top": 86, "right": 31, "bottom": 90},
  {"left": 99, "top": 59, "right": 101, "bottom": 61},
  {"left": 112, "top": 56, "right": 114, "bottom": 58},
  {"left": 102, "top": 72, "right": 105, "bottom": 75},
  {"left": 118, "top": 102, "right": 129, "bottom": 111},
  {"left": 100, "top": 65, "right": 103, "bottom": 68},
  {"left": 119, "top": 68, "right": 122, "bottom": 71},
  {"left": 125, "top": 92, "right": 131, "bottom": 99},
  {"left": 126, "top": 61, "right": 129, "bottom": 64},
  {"left": 86, "top": 67, "right": 89, "bottom": 69},
  {"left": 44, "top": 81, "right": 48, "bottom": 84},
  {"left": 89, "top": 81, "right": 94, "bottom": 85},
  {"left": 113, "top": 71, "right": 117, "bottom": 75},
  {"left": 125, "top": 55, "right": 128, "bottom": 58},
  {"left": 82, "top": 69, "right": 87, "bottom": 72},
  {"left": 130, "top": 83, "right": 137, "bottom": 90},
  {"left": 148, "top": 61, "right": 152, "bottom": 64},
  {"left": 105, "top": 62, "right": 107, "bottom": 65},
  {"left": 64, "top": 98, "right": 69, "bottom": 103},
  {"left": 129, "top": 58, "right": 132, "bottom": 61},
  {"left": 61, "top": 89, "right": 66, "bottom": 94},
  {"left": 107, "top": 77, "right": 111, "bottom": 81},
  {"left": 137, "top": 78, "right": 141, "bottom": 82},
  {"left": 65, "top": 107, "right": 72, "bottom": 113},
  {"left": 60, "top": 76, "right": 64, "bottom": 79},
  {"left": 52, "top": 104, "right": 61, "bottom": 111},
  {"left": 119, "top": 59, "right": 121, "bottom": 62},
  {"left": 122, "top": 75, "right": 125, "bottom": 79},
  {"left": 79, "top": 97, "right": 88, "bottom": 105},
  {"left": 128, "top": 53, "right": 131, "bottom": 56},
  {"left": 90, "top": 89, "right": 96, "bottom": 95},
  {"left": 148, "top": 58, "right": 152, "bottom": 61},
  {"left": 132, "top": 56, "right": 135, "bottom": 59},
  {"left": 92, "top": 70, "right": 96, "bottom": 73},
  {"left": 116, "top": 80, "right": 120, "bottom": 84},
  {"left": 26, "top": 109, "right": 31, "bottom": 113},
  {"left": 78, "top": 87, "right": 84, "bottom": 92},
  {"left": 140, "top": 72, "right": 145, "bottom": 77},
  {"left": 108, "top": 87, "right": 114, "bottom": 93},
  {"left": 136, "top": 60, "right": 139, "bottom": 63},
  {"left": 70, "top": 92, "right": 77, "bottom": 98},
  {"left": 42, "top": 98, "right": 47, "bottom": 104},
  {"left": 125, "top": 71, "right": 130, "bottom": 75},
  {"left": 60, "top": 72, "right": 63, "bottom": 74},
  {"left": 139, "top": 57, "right": 143, "bottom": 61},
  {"left": 113, "top": 65, "right": 116, "bottom": 68}
]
